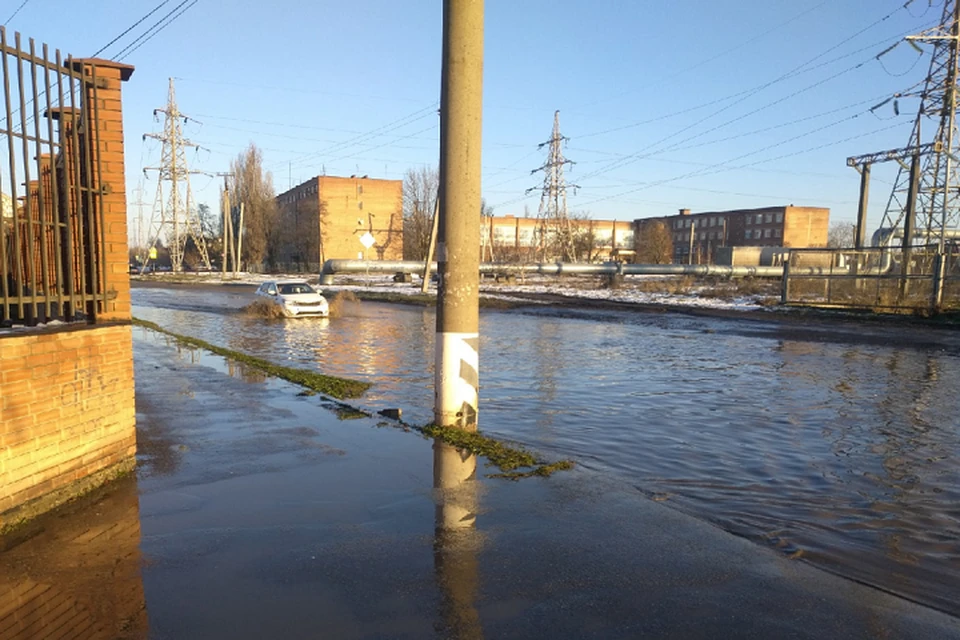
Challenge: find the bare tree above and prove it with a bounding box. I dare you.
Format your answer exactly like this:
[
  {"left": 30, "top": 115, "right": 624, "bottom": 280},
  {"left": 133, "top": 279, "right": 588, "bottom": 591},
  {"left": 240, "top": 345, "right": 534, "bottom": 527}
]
[
  {"left": 570, "top": 213, "right": 599, "bottom": 262},
  {"left": 229, "top": 143, "right": 278, "bottom": 269},
  {"left": 635, "top": 220, "right": 673, "bottom": 264},
  {"left": 827, "top": 221, "right": 857, "bottom": 248},
  {"left": 402, "top": 166, "right": 438, "bottom": 260}
]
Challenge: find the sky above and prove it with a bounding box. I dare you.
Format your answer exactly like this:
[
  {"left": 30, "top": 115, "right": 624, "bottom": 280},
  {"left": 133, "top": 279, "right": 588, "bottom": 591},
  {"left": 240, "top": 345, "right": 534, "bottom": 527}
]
[{"left": 3, "top": 0, "right": 945, "bottom": 240}]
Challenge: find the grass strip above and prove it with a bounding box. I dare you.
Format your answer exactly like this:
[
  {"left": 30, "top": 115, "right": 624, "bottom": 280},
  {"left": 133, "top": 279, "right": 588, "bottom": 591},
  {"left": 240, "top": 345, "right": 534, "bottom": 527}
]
[
  {"left": 133, "top": 318, "right": 572, "bottom": 478},
  {"left": 419, "top": 423, "right": 575, "bottom": 479},
  {"left": 132, "top": 318, "right": 371, "bottom": 399}
]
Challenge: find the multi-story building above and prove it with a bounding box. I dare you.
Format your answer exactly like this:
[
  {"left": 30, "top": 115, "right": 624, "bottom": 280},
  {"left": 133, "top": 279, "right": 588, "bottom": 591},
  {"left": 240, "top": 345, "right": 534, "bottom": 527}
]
[
  {"left": 635, "top": 205, "right": 829, "bottom": 264},
  {"left": 275, "top": 175, "right": 403, "bottom": 268},
  {"left": 482, "top": 215, "right": 634, "bottom": 262}
]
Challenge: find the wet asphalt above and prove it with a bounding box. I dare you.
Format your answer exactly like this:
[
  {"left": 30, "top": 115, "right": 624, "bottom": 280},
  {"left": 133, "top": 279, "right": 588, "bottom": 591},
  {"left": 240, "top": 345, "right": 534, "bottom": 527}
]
[{"left": 1, "top": 326, "right": 959, "bottom": 639}]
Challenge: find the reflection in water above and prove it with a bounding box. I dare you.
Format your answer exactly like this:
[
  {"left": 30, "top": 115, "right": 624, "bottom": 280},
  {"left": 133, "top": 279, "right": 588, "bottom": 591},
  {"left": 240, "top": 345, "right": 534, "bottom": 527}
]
[
  {"left": 0, "top": 477, "right": 147, "bottom": 639},
  {"left": 133, "top": 288, "right": 960, "bottom": 615},
  {"left": 433, "top": 440, "right": 483, "bottom": 640}
]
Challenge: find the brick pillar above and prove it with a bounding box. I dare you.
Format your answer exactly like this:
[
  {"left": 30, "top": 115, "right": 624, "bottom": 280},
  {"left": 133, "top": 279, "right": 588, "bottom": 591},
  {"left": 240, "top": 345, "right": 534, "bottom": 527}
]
[{"left": 72, "top": 58, "right": 134, "bottom": 322}]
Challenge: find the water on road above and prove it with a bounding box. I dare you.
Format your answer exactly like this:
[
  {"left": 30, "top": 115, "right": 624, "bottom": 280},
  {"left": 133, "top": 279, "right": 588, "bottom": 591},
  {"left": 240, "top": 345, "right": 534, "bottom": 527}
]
[{"left": 132, "top": 284, "right": 960, "bottom": 614}]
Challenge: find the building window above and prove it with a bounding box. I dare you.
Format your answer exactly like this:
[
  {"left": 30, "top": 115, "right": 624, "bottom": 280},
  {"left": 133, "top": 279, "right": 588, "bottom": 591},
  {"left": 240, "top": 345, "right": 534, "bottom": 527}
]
[
  {"left": 776, "top": 213, "right": 783, "bottom": 223},
  {"left": 764, "top": 229, "right": 771, "bottom": 238},
  {"left": 765, "top": 213, "right": 772, "bottom": 223},
  {"left": 774, "top": 228, "right": 782, "bottom": 238}
]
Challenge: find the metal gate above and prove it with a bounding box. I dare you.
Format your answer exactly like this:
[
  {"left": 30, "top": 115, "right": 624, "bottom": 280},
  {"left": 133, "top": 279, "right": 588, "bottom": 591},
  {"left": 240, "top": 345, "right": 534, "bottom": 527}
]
[
  {"left": 0, "top": 27, "right": 105, "bottom": 327},
  {"left": 782, "top": 245, "right": 960, "bottom": 313}
]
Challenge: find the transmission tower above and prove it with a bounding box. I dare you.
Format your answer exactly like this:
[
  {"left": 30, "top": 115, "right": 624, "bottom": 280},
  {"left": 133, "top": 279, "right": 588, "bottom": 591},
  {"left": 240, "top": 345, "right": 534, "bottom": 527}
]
[
  {"left": 143, "top": 78, "right": 212, "bottom": 272},
  {"left": 527, "top": 111, "right": 578, "bottom": 261},
  {"left": 878, "top": 0, "right": 960, "bottom": 249}
]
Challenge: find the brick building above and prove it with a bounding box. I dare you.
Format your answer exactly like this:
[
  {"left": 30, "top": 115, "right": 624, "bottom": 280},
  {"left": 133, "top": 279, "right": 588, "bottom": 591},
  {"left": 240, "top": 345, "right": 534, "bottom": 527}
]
[
  {"left": 276, "top": 175, "right": 403, "bottom": 268},
  {"left": 635, "top": 206, "right": 830, "bottom": 264},
  {"left": 482, "top": 214, "right": 635, "bottom": 262}
]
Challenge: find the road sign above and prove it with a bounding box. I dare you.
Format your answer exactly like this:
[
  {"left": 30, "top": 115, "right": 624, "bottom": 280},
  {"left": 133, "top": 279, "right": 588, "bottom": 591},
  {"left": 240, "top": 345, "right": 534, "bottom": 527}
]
[{"left": 359, "top": 232, "right": 375, "bottom": 249}]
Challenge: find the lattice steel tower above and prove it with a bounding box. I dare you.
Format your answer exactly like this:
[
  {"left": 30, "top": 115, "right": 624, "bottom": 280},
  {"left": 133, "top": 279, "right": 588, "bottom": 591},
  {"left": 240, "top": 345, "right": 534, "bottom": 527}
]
[
  {"left": 143, "top": 78, "right": 211, "bottom": 272},
  {"left": 879, "top": 0, "right": 960, "bottom": 249},
  {"left": 528, "top": 111, "right": 578, "bottom": 261}
]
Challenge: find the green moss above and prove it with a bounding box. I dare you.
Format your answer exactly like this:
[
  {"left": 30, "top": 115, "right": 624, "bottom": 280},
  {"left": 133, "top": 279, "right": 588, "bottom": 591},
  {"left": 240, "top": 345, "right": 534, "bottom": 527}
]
[
  {"left": 132, "top": 318, "right": 573, "bottom": 479},
  {"left": 419, "top": 423, "right": 574, "bottom": 478},
  {"left": 132, "top": 318, "right": 371, "bottom": 399}
]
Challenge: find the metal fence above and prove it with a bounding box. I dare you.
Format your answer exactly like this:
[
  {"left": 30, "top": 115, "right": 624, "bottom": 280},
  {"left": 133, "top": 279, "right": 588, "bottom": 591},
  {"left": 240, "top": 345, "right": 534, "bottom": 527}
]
[
  {"left": 782, "top": 245, "right": 960, "bottom": 312},
  {"left": 1, "top": 28, "right": 104, "bottom": 327}
]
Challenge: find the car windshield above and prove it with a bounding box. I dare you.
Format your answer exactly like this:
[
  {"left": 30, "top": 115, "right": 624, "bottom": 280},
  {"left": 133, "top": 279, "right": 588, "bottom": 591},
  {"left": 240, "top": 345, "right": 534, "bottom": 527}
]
[{"left": 277, "top": 283, "right": 314, "bottom": 295}]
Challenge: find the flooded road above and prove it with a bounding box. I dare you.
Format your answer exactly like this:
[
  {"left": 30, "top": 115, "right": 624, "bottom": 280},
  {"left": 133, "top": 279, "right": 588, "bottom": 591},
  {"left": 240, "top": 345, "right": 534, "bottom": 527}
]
[{"left": 132, "top": 284, "right": 960, "bottom": 614}]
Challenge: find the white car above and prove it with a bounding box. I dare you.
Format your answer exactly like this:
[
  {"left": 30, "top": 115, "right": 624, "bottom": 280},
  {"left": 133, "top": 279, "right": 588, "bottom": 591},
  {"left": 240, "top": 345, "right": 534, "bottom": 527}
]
[{"left": 254, "top": 280, "right": 329, "bottom": 318}]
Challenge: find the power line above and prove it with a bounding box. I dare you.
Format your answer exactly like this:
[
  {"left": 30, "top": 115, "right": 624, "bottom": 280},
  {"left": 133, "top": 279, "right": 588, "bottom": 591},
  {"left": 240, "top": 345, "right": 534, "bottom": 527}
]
[
  {"left": 93, "top": 0, "right": 171, "bottom": 57},
  {"left": 573, "top": 0, "right": 832, "bottom": 112},
  {"left": 114, "top": 0, "right": 198, "bottom": 61},
  {"left": 3, "top": 0, "right": 31, "bottom": 26},
  {"left": 276, "top": 102, "right": 439, "bottom": 172},
  {"left": 574, "top": 122, "right": 905, "bottom": 209},
  {"left": 573, "top": 4, "right": 927, "bottom": 183},
  {"left": 576, "top": 22, "right": 934, "bottom": 142}
]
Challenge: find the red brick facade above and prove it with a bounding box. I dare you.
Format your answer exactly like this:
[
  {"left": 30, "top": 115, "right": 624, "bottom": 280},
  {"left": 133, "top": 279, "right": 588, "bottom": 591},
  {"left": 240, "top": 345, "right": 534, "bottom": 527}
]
[{"left": 0, "top": 59, "right": 135, "bottom": 529}]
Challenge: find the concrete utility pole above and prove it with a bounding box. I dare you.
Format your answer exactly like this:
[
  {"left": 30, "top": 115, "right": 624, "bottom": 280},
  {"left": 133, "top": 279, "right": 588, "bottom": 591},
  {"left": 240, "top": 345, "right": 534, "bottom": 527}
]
[{"left": 435, "top": 0, "right": 483, "bottom": 429}]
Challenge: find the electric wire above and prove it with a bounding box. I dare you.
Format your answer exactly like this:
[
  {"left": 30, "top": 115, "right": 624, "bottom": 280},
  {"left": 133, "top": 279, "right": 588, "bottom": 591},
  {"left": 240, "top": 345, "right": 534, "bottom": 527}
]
[
  {"left": 93, "top": 0, "right": 171, "bottom": 57},
  {"left": 115, "top": 0, "right": 199, "bottom": 61},
  {"left": 3, "top": 0, "right": 31, "bottom": 26},
  {"left": 571, "top": 3, "right": 928, "bottom": 185}
]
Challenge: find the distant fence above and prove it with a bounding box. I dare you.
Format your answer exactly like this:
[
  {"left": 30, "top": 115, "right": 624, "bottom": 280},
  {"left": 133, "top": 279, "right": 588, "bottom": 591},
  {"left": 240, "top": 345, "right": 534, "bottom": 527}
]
[
  {"left": 782, "top": 245, "right": 960, "bottom": 312},
  {"left": 0, "top": 28, "right": 105, "bottom": 326}
]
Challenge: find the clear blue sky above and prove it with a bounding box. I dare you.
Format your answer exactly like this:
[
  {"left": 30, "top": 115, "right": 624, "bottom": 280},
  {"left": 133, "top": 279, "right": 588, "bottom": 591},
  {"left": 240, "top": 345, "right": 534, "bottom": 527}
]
[{"left": 5, "top": 0, "right": 941, "bottom": 236}]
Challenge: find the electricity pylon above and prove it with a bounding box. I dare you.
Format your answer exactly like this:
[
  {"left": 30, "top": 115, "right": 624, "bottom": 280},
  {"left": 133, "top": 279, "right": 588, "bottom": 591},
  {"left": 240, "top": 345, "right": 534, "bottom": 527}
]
[
  {"left": 143, "top": 78, "right": 211, "bottom": 272},
  {"left": 527, "top": 110, "right": 578, "bottom": 261},
  {"left": 878, "top": 0, "right": 960, "bottom": 250}
]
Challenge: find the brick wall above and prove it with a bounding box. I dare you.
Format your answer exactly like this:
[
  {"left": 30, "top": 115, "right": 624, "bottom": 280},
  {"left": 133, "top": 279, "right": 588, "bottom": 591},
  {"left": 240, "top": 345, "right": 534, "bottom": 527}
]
[
  {"left": 76, "top": 58, "right": 134, "bottom": 321},
  {"left": 0, "top": 324, "right": 135, "bottom": 526},
  {"left": 0, "top": 58, "right": 135, "bottom": 528},
  {"left": 275, "top": 175, "right": 404, "bottom": 263},
  {"left": 783, "top": 206, "right": 830, "bottom": 248},
  {"left": 319, "top": 176, "right": 403, "bottom": 261}
]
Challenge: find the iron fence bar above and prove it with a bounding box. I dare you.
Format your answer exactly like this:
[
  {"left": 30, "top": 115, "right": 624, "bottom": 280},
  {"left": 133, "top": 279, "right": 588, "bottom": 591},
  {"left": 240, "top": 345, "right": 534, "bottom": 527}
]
[
  {"left": 78, "top": 60, "right": 99, "bottom": 320},
  {"left": 85, "top": 64, "right": 107, "bottom": 312},
  {"left": 55, "top": 48, "right": 77, "bottom": 321},
  {"left": 15, "top": 32, "right": 39, "bottom": 324},
  {"left": 42, "top": 42, "right": 65, "bottom": 318},
  {"left": 0, "top": 47, "right": 7, "bottom": 312},
  {"left": 0, "top": 33, "right": 83, "bottom": 133},
  {"left": 1, "top": 28, "right": 25, "bottom": 322},
  {"left": 65, "top": 55, "right": 88, "bottom": 320},
  {"left": 29, "top": 37, "right": 52, "bottom": 320},
  {"left": 89, "top": 63, "right": 106, "bottom": 314}
]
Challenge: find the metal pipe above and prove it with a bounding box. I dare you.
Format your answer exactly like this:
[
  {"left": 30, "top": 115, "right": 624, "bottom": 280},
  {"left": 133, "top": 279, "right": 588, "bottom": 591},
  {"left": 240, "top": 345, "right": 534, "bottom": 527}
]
[{"left": 319, "top": 259, "right": 834, "bottom": 279}]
